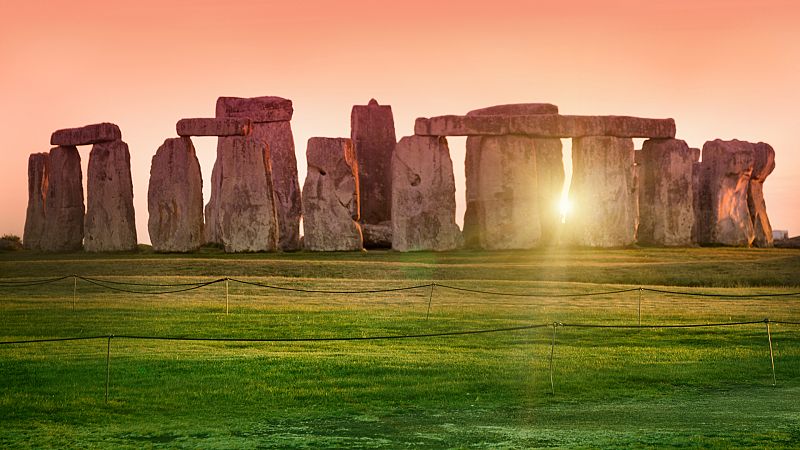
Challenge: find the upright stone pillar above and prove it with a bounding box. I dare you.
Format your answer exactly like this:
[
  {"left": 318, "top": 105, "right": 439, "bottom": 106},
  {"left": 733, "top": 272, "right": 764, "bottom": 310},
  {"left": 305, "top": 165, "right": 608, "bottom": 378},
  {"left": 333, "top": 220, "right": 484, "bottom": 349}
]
[
  {"left": 391, "top": 136, "right": 462, "bottom": 251},
  {"left": 469, "top": 135, "right": 541, "bottom": 249},
  {"left": 350, "top": 99, "right": 396, "bottom": 248},
  {"left": 23, "top": 153, "right": 50, "bottom": 250},
  {"left": 302, "top": 138, "right": 362, "bottom": 251},
  {"left": 568, "top": 136, "right": 636, "bottom": 247},
  {"left": 637, "top": 139, "right": 697, "bottom": 246},
  {"left": 215, "top": 96, "right": 301, "bottom": 251},
  {"left": 148, "top": 137, "right": 205, "bottom": 252},
  {"left": 695, "top": 139, "right": 755, "bottom": 246},
  {"left": 748, "top": 142, "right": 776, "bottom": 248},
  {"left": 462, "top": 103, "right": 563, "bottom": 248},
  {"left": 84, "top": 140, "right": 138, "bottom": 252},
  {"left": 41, "top": 146, "right": 84, "bottom": 252},
  {"left": 208, "top": 136, "right": 279, "bottom": 252}
]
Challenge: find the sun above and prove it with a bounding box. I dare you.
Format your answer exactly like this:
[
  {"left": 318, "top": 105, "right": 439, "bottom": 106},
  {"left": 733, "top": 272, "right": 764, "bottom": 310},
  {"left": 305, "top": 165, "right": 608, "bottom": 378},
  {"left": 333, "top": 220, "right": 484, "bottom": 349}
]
[{"left": 559, "top": 195, "right": 572, "bottom": 223}]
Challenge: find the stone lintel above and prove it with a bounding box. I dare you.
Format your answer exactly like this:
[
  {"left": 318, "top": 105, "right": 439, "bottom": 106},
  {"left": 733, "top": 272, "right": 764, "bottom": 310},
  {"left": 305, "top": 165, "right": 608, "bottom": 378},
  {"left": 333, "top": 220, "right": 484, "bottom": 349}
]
[
  {"left": 176, "top": 118, "right": 252, "bottom": 137},
  {"left": 51, "top": 122, "right": 121, "bottom": 146},
  {"left": 414, "top": 114, "right": 676, "bottom": 139},
  {"left": 216, "top": 96, "right": 293, "bottom": 122}
]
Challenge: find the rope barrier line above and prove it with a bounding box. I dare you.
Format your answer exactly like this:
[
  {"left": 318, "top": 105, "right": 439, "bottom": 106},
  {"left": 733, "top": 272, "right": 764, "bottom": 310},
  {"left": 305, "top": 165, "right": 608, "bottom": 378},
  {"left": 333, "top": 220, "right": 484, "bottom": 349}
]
[
  {"left": 78, "top": 276, "right": 216, "bottom": 287},
  {"left": 0, "top": 319, "right": 791, "bottom": 347},
  {"left": 434, "top": 284, "right": 641, "bottom": 298},
  {"left": 0, "top": 324, "right": 549, "bottom": 346},
  {"left": 642, "top": 287, "right": 800, "bottom": 298},
  {"left": 228, "top": 277, "right": 433, "bottom": 294},
  {"left": 0, "top": 276, "right": 71, "bottom": 287},
  {"left": 77, "top": 277, "right": 226, "bottom": 295},
  {"left": 2, "top": 274, "right": 800, "bottom": 298}
]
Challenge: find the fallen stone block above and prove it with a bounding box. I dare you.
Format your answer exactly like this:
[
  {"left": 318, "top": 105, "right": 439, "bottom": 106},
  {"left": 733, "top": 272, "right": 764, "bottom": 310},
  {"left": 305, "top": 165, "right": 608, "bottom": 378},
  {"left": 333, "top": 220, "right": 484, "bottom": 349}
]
[
  {"left": 176, "top": 118, "right": 252, "bottom": 137},
  {"left": 51, "top": 123, "right": 121, "bottom": 146}
]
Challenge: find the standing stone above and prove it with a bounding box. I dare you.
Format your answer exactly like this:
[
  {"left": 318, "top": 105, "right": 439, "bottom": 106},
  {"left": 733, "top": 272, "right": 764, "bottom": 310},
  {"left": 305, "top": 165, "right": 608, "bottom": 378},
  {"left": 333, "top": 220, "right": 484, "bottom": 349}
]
[
  {"left": 350, "top": 99, "right": 396, "bottom": 247},
  {"left": 216, "top": 96, "right": 301, "bottom": 251},
  {"left": 748, "top": 142, "right": 776, "bottom": 248},
  {"left": 463, "top": 104, "right": 563, "bottom": 248},
  {"left": 568, "top": 136, "right": 636, "bottom": 247},
  {"left": 637, "top": 139, "right": 697, "bottom": 246},
  {"left": 84, "top": 140, "right": 138, "bottom": 252},
  {"left": 466, "top": 135, "right": 541, "bottom": 250},
  {"left": 41, "top": 146, "right": 84, "bottom": 252},
  {"left": 695, "top": 139, "right": 755, "bottom": 246},
  {"left": 23, "top": 153, "right": 50, "bottom": 250},
  {"left": 207, "top": 136, "right": 279, "bottom": 252},
  {"left": 302, "top": 138, "right": 362, "bottom": 251},
  {"left": 391, "top": 136, "right": 462, "bottom": 251},
  {"left": 148, "top": 137, "right": 204, "bottom": 252}
]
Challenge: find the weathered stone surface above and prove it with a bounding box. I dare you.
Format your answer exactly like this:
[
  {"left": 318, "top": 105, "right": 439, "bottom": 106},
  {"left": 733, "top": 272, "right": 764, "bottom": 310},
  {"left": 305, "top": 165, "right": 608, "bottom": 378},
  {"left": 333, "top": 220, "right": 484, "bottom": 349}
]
[
  {"left": 215, "top": 96, "right": 301, "bottom": 251},
  {"left": 302, "top": 138, "right": 362, "bottom": 251},
  {"left": 41, "top": 146, "right": 84, "bottom": 252},
  {"left": 23, "top": 153, "right": 49, "bottom": 250},
  {"left": 51, "top": 123, "right": 121, "bottom": 146},
  {"left": 466, "top": 103, "right": 558, "bottom": 116},
  {"left": 351, "top": 99, "right": 396, "bottom": 247},
  {"left": 148, "top": 137, "right": 204, "bottom": 252},
  {"left": 84, "top": 140, "right": 137, "bottom": 252},
  {"left": 463, "top": 135, "right": 541, "bottom": 249},
  {"left": 205, "top": 136, "right": 279, "bottom": 252},
  {"left": 216, "top": 96, "right": 293, "bottom": 123},
  {"left": 748, "top": 142, "right": 776, "bottom": 248},
  {"left": 415, "top": 114, "right": 676, "bottom": 139},
  {"left": 695, "top": 139, "right": 755, "bottom": 246},
  {"left": 462, "top": 104, "right": 564, "bottom": 248},
  {"left": 176, "top": 118, "right": 252, "bottom": 137},
  {"left": 361, "top": 222, "right": 392, "bottom": 248},
  {"left": 567, "top": 136, "right": 636, "bottom": 247},
  {"left": 391, "top": 136, "right": 462, "bottom": 251},
  {"left": 637, "top": 139, "right": 697, "bottom": 246}
]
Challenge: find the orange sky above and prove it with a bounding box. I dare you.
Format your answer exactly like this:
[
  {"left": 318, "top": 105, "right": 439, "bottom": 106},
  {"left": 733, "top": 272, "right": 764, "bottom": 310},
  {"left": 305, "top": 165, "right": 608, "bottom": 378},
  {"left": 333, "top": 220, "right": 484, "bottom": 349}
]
[{"left": 1, "top": 0, "right": 798, "bottom": 243}]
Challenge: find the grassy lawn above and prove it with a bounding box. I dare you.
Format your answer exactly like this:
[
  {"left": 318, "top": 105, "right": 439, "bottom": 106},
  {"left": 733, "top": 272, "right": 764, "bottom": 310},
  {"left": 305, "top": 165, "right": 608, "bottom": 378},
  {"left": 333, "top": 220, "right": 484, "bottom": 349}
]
[{"left": 0, "top": 247, "right": 799, "bottom": 448}]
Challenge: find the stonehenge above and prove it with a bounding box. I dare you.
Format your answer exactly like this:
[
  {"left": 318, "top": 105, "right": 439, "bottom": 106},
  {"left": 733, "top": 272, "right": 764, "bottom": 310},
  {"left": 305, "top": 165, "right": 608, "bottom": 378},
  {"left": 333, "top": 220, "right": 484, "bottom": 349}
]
[
  {"left": 216, "top": 96, "right": 301, "bottom": 251},
  {"left": 22, "top": 98, "right": 779, "bottom": 253},
  {"left": 302, "top": 138, "right": 362, "bottom": 251},
  {"left": 351, "top": 99, "right": 396, "bottom": 248}
]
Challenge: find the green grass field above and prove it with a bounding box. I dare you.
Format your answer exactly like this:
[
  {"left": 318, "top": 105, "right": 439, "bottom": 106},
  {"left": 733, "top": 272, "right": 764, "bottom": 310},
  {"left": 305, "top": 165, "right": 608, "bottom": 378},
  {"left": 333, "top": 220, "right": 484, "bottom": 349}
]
[{"left": 1, "top": 247, "right": 799, "bottom": 448}]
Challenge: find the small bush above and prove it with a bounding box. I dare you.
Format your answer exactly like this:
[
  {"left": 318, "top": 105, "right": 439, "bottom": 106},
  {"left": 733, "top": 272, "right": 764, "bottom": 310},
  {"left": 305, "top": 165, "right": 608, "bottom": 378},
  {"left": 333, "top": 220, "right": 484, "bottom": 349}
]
[{"left": 0, "top": 234, "right": 23, "bottom": 251}]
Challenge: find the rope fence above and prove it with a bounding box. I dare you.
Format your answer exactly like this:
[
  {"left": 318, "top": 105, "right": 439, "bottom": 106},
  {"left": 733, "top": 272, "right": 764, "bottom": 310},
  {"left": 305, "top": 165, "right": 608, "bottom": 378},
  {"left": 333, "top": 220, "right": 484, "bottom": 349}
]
[
  {"left": 1, "top": 275, "right": 798, "bottom": 402},
  {"left": 0, "top": 319, "right": 797, "bottom": 403}
]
